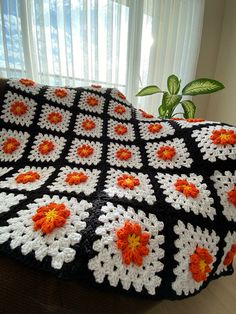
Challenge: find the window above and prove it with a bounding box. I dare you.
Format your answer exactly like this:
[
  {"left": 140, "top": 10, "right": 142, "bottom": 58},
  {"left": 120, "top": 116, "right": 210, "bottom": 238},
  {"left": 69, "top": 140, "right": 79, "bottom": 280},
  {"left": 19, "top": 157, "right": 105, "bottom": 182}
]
[{"left": 0, "top": 0, "right": 205, "bottom": 113}]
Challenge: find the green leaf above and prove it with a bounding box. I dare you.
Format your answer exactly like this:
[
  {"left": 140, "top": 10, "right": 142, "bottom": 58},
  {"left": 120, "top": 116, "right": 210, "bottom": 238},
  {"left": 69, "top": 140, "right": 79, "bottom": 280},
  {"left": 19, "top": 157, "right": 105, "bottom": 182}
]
[
  {"left": 182, "top": 78, "right": 224, "bottom": 96},
  {"left": 167, "top": 74, "right": 180, "bottom": 95},
  {"left": 158, "top": 104, "right": 166, "bottom": 117},
  {"left": 181, "top": 100, "right": 196, "bottom": 118},
  {"left": 162, "top": 92, "right": 182, "bottom": 110},
  {"left": 136, "top": 85, "right": 162, "bottom": 96}
]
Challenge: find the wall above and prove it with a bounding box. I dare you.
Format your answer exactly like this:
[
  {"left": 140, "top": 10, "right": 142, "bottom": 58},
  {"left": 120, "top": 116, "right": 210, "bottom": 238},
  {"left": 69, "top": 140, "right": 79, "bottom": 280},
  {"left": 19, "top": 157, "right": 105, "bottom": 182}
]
[
  {"left": 206, "top": 0, "right": 236, "bottom": 125},
  {"left": 195, "top": 0, "right": 225, "bottom": 118}
]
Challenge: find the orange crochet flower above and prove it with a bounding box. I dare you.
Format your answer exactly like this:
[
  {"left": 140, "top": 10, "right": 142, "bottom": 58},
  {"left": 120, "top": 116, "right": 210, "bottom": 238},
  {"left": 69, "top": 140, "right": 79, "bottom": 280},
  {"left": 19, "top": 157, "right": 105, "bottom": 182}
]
[
  {"left": 65, "top": 171, "right": 88, "bottom": 185},
  {"left": 47, "top": 112, "right": 62, "bottom": 124},
  {"left": 210, "top": 129, "right": 236, "bottom": 145},
  {"left": 157, "top": 146, "right": 176, "bottom": 160},
  {"left": 117, "top": 174, "right": 140, "bottom": 190},
  {"left": 174, "top": 179, "right": 199, "bottom": 198},
  {"left": 38, "top": 140, "right": 55, "bottom": 155},
  {"left": 115, "top": 148, "right": 132, "bottom": 161},
  {"left": 116, "top": 91, "right": 126, "bottom": 100},
  {"left": 114, "top": 124, "right": 128, "bottom": 135},
  {"left": 86, "top": 96, "right": 98, "bottom": 107},
  {"left": 81, "top": 119, "right": 96, "bottom": 130},
  {"left": 114, "top": 104, "right": 126, "bottom": 114},
  {"left": 189, "top": 247, "right": 213, "bottom": 282},
  {"left": 223, "top": 244, "right": 236, "bottom": 266},
  {"left": 116, "top": 221, "right": 149, "bottom": 266},
  {"left": 19, "top": 78, "right": 35, "bottom": 87},
  {"left": 10, "top": 101, "right": 28, "bottom": 116},
  {"left": 170, "top": 117, "right": 184, "bottom": 121},
  {"left": 148, "top": 123, "right": 163, "bottom": 133},
  {"left": 54, "top": 88, "right": 68, "bottom": 98},
  {"left": 15, "top": 171, "right": 40, "bottom": 184},
  {"left": 77, "top": 144, "right": 94, "bottom": 158},
  {"left": 2, "top": 137, "right": 20, "bottom": 154},
  {"left": 186, "top": 118, "right": 205, "bottom": 123},
  {"left": 139, "top": 109, "right": 154, "bottom": 119},
  {"left": 32, "top": 203, "right": 70, "bottom": 234},
  {"left": 227, "top": 186, "right": 236, "bottom": 207},
  {"left": 91, "top": 84, "right": 102, "bottom": 88}
]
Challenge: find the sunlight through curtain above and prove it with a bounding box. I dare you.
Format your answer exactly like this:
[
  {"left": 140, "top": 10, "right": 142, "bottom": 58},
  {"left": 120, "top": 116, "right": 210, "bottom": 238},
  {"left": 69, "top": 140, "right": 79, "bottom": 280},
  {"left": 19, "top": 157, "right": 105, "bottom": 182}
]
[{"left": 0, "top": 0, "right": 205, "bottom": 114}]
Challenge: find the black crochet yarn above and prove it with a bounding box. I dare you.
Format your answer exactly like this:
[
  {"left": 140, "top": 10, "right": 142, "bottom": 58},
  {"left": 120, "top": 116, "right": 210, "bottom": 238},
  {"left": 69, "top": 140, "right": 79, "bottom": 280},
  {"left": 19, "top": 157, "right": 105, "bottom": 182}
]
[{"left": 0, "top": 78, "right": 235, "bottom": 300}]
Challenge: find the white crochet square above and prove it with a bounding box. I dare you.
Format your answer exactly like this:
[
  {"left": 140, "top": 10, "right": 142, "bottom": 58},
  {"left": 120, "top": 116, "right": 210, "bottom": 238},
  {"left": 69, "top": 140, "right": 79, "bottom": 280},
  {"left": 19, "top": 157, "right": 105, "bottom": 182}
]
[
  {"left": 0, "top": 195, "right": 92, "bottom": 269},
  {"left": 74, "top": 113, "right": 103, "bottom": 138},
  {"left": 1, "top": 91, "right": 37, "bottom": 126},
  {"left": 0, "top": 166, "right": 55, "bottom": 191},
  {"left": 38, "top": 104, "right": 72, "bottom": 133},
  {"left": 136, "top": 109, "right": 161, "bottom": 121},
  {"left": 0, "top": 167, "right": 13, "bottom": 177},
  {"left": 172, "top": 220, "right": 219, "bottom": 296},
  {"left": 44, "top": 87, "right": 76, "bottom": 107},
  {"left": 139, "top": 122, "right": 175, "bottom": 140},
  {"left": 0, "top": 129, "right": 30, "bottom": 162},
  {"left": 107, "top": 119, "right": 135, "bottom": 142},
  {"left": 28, "top": 133, "right": 66, "bottom": 162},
  {"left": 104, "top": 168, "right": 156, "bottom": 205},
  {"left": 176, "top": 120, "right": 219, "bottom": 129},
  {"left": 7, "top": 78, "right": 42, "bottom": 95},
  {"left": 216, "top": 231, "right": 236, "bottom": 275},
  {"left": 78, "top": 91, "right": 105, "bottom": 114},
  {"left": 145, "top": 138, "right": 193, "bottom": 169},
  {"left": 192, "top": 125, "right": 236, "bottom": 162},
  {"left": 85, "top": 85, "right": 107, "bottom": 94},
  {"left": 110, "top": 88, "right": 131, "bottom": 106},
  {"left": 210, "top": 170, "right": 236, "bottom": 222},
  {"left": 156, "top": 173, "right": 216, "bottom": 220},
  {"left": 0, "top": 192, "right": 26, "bottom": 214},
  {"left": 66, "top": 138, "right": 103, "bottom": 166},
  {"left": 107, "top": 100, "right": 132, "bottom": 120},
  {"left": 107, "top": 143, "right": 143, "bottom": 169},
  {"left": 49, "top": 166, "right": 100, "bottom": 195},
  {"left": 88, "top": 202, "right": 164, "bottom": 295}
]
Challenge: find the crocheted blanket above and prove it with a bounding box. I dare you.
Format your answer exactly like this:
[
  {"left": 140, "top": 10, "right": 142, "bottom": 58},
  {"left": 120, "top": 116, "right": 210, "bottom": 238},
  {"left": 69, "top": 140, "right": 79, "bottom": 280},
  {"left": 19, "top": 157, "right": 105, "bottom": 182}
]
[{"left": 0, "top": 78, "right": 236, "bottom": 300}]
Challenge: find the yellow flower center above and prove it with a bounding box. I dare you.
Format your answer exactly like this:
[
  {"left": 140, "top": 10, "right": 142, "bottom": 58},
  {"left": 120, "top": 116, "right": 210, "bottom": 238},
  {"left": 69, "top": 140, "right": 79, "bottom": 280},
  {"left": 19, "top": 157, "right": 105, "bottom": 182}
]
[
  {"left": 219, "top": 134, "right": 230, "bottom": 141},
  {"left": 199, "top": 259, "right": 207, "bottom": 273},
  {"left": 128, "top": 234, "right": 140, "bottom": 250},
  {"left": 45, "top": 209, "right": 57, "bottom": 222}
]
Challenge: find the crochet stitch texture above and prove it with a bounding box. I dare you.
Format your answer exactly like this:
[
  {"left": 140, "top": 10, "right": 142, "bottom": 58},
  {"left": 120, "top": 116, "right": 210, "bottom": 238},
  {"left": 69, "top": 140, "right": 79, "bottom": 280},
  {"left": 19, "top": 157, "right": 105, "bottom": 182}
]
[{"left": 0, "top": 78, "right": 236, "bottom": 300}]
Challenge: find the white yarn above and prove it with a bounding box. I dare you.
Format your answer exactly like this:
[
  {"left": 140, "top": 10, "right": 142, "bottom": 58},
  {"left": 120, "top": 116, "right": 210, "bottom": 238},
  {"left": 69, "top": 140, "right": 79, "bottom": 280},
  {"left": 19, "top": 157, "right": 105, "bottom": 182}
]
[
  {"left": 0, "top": 166, "right": 55, "bottom": 191},
  {"left": 145, "top": 138, "right": 193, "bottom": 169},
  {"left": 216, "top": 231, "right": 236, "bottom": 275},
  {"left": 44, "top": 87, "right": 77, "bottom": 107},
  {"left": 0, "top": 192, "right": 26, "bottom": 214},
  {"left": 78, "top": 91, "right": 105, "bottom": 114},
  {"left": 156, "top": 172, "right": 216, "bottom": 220},
  {"left": 107, "top": 142, "right": 143, "bottom": 169},
  {"left": 104, "top": 168, "right": 156, "bottom": 205},
  {"left": 74, "top": 113, "right": 103, "bottom": 138},
  {"left": 138, "top": 122, "right": 175, "bottom": 140},
  {"left": 0, "top": 195, "right": 92, "bottom": 269},
  {"left": 88, "top": 202, "right": 164, "bottom": 295},
  {"left": 49, "top": 166, "right": 100, "bottom": 195},
  {"left": 8, "top": 78, "right": 41, "bottom": 95},
  {"left": 28, "top": 133, "right": 66, "bottom": 162},
  {"left": 211, "top": 170, "right": 236, "bottom": 222},
  {"left": 0, "top": 128, "right": 30, "bottom": 162},
  {"left": 172, "top": 220, "right": 219, "bottom": 296},
  {"left": 107, "top": 100, "right": 132, "bottom": 120},
  {"left": 1, "top": 91, "right": 37, "bottom": 126},
  {"left": 38, "top": 103, "right": 72, "bottom": 133},
  {"left": 107, "top": 119, "right": 135, "bottom": 142},
  {"left": 192, "top": 125, "right": 236, "bottom": 162},
  {"left": 66, "top": 138, "right": 103, "bottom": 165}
]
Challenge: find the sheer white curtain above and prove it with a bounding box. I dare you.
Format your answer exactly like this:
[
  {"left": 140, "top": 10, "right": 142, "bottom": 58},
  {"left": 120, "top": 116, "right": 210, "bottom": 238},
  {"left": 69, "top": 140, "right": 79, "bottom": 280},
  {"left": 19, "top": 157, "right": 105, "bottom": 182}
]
[{"left": 0, "top": 0, "right": 205, "bottom": 114}]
